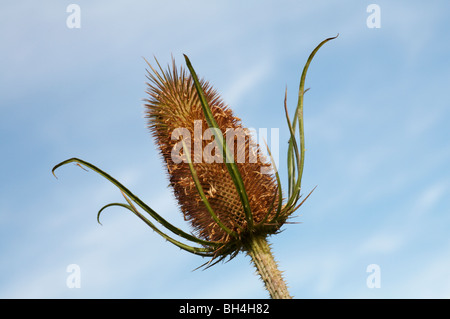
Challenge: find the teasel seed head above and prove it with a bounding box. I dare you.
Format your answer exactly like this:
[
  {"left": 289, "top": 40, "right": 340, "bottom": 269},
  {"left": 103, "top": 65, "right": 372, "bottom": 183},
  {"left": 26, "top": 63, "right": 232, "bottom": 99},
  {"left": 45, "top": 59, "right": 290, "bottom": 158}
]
[
  {"left": 144, "top": 58, "right": 286, "bottom": 247},
  {"left": 52, "top": 36, "right": 337, "bottom": 296}
]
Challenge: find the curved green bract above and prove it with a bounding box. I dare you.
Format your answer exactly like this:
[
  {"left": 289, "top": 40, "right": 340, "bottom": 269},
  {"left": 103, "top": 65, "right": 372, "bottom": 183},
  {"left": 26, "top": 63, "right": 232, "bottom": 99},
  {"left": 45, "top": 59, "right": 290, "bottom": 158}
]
[
  {"left": 97, "top": 202, "right": 130, "bottom": 225},
  {"left": 120, "top": 191, "right": 214, "bottom": 256},
  {"left": 283, "top": 87, "right": 303, "bottom": 212},
  {"left": 260, "top": 140, "right": 283, "bottom": 225},
  {"left": 184, "top": 54, "right": 254, "bottom": 229},
  {"left": 52, "top": 158, "right": 219, "bottom": 248},
  {"left": 97, "top": 200, "right": 213, "bottom": 256},
  {"left": 180, "top": 139, "right": 237, "bottom": 237},
  {"left": 286, "top": 34, "right": 338, "bottom": 209}
]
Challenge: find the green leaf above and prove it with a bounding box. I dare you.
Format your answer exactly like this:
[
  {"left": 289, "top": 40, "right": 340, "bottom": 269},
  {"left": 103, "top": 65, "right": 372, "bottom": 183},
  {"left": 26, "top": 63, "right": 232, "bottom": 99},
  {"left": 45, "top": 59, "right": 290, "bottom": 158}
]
[
  {"left": 284, "top": 87, "right": 302, "bottom": 210},
  {"left": 52, "top": 158, "right": 219, "bottom": 247},
  {"left": 97, "top": 202, "right": 131, "bottom": 225},
  {"left": 287, "top": 34, "right": 339, "bottom": 200},
  {"left": 259, "top": 140, "right": 283, "bottom": 225},
  {"left": 183, "top": 54, "right": 254, "bottom": 229},
  {"left": 180, "top": 139, "right": 237, "bottom": 237},
  {"left": 119, "top": 191, "right": 214, "bottom": 256}
]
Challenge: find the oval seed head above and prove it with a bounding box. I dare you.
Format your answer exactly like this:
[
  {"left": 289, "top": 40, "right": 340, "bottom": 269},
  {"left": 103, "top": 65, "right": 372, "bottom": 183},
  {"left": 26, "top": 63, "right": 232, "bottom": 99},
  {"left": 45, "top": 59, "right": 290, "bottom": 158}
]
[{"left": 144, "top": 59, "right": 283, "bottom": 246}]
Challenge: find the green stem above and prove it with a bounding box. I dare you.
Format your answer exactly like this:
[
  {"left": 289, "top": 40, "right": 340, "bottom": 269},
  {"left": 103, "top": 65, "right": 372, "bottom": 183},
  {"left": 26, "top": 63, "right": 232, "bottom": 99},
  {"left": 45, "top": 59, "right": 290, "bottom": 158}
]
[{"left": 244, "top": 235, "right": 292, "bottom": 299}]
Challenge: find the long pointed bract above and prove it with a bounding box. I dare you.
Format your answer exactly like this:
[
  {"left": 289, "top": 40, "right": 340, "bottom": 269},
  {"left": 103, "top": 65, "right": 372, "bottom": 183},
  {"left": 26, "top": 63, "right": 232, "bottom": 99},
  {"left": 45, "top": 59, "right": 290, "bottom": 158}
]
[
  {"left": 288, "top": 34, "right": 339, "bottom": 199},
  {"left": 181, "top": 139, "right": 237, "bottom": 237},
  {"left": 183, "top": 54, "right": 254, "bottom": 229},
  {"left": 52, "top": 158, "right": 218, "bottom": 247}
]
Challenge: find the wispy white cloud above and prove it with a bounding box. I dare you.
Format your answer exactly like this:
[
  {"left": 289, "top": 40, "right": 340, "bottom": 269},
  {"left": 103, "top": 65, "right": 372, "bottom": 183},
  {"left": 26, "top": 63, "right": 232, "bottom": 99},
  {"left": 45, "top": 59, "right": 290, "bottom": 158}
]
[
  {"left": 222, "top": 60, "right": 272, "bottom": 109},
  {"left": 415, "top": 181, "right": 447, "bottom": 211},
  {"left": 359, "top": 232, "right": 406, "bottom": 255}
]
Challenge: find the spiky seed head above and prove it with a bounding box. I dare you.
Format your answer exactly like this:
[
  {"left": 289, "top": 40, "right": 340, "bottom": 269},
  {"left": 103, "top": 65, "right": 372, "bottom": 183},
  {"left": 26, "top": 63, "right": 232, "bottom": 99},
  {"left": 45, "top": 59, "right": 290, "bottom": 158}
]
[{"left": 144, "top": 59, "right": 282, "bottom": 244}]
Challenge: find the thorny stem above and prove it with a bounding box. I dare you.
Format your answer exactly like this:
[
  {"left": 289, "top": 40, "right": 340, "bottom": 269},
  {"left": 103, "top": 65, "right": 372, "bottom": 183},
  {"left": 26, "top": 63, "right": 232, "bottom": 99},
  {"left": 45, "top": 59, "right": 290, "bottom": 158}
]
[{"left": 244, "top": 235, "right": 292, "bottom": 299}]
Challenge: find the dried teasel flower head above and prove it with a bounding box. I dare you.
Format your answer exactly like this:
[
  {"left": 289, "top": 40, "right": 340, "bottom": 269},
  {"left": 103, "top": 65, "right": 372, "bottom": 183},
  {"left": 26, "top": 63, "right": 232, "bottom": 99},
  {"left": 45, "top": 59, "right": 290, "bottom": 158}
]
[
  {"left": 52, "top": 35, "right": 337, "bottom": 298},
  {"left": 143, "top": 58, "right": 287, "bottom": 246}
]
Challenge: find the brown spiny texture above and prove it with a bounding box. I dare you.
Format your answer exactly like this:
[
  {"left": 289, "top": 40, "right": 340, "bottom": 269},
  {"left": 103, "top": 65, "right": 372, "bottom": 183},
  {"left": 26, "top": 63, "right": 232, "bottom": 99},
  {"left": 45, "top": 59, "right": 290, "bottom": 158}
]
[{"left": 144, "top": 59, "right": 280, "bottom": 244}]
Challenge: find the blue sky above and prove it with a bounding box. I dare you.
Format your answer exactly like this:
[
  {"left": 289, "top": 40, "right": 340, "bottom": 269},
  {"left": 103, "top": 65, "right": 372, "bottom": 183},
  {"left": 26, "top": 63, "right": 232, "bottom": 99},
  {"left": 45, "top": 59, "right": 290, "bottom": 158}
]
[{"left": 1, "top": 1, "right": 449, "bottom": 298}]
